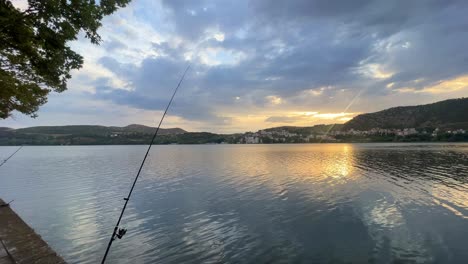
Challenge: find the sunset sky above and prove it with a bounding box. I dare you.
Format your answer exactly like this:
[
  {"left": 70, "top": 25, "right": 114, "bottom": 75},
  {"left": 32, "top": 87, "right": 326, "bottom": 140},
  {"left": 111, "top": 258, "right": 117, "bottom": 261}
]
[{"left": 5, "top": 0, "right": 468, "bottom": 133}]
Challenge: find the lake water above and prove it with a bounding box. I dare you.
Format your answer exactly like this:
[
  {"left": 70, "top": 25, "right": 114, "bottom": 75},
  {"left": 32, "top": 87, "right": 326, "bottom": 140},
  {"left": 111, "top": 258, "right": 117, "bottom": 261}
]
[{"left": 0, "top": 144, "right": 467, "bottom": 263}]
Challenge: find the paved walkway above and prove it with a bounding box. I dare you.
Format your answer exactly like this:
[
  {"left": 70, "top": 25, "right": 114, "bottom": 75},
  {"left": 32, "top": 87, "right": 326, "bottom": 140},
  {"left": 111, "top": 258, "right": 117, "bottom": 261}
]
[
  {"left": 0, "top": 239, "right": 14, "bottom": 264},
  {"left": 0, "top": 199, "right": 66, "bottom": 264}
]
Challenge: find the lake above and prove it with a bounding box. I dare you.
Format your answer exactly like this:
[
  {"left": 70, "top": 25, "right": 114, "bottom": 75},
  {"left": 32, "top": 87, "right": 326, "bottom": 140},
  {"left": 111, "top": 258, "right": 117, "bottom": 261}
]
[{"left": 0, "top": 144, "right": 467, "bottom": 263}]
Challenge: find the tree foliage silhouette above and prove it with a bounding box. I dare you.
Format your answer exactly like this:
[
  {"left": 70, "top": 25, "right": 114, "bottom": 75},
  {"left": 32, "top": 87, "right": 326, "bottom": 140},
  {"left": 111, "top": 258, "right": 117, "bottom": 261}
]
[{"left": 0, "top": 0, "right": 130, "bottom": 118}]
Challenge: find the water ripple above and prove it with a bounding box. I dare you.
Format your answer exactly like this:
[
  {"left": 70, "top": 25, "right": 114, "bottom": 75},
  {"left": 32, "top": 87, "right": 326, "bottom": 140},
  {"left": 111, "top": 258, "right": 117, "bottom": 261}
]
[{"left": 0, "top": 144, "right": 467, "bottom": 263}]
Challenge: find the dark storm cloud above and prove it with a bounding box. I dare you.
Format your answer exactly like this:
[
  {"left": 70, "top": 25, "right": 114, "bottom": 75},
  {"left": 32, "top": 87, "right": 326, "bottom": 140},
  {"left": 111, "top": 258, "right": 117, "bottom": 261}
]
[
  {"left": 253, "top": 0, "right": 466, "bottom": 36},
  {"left": 93, "top": 0, "right": 468, "bottom": 123},
  {"left": 160, "top": 0, "right": 249, "bottom": 40}
]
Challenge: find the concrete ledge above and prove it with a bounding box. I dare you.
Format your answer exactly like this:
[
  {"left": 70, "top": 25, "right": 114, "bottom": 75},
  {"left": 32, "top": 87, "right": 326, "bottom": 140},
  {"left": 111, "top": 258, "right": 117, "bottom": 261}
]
[{"left": 0, "top": 199, "right": 66, "bottom": 264}]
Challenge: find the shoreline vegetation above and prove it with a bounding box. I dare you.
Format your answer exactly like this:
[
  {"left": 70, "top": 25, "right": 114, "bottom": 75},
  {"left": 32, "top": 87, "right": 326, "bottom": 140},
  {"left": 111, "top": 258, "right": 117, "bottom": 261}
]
[
  {"left": 1, "top": 125, "right": 467, "bottom": 146},
  {"left": 0, "top": 133, "right": 467, "bottom": 146},
  {"left": 1, "top": 97, "right": 468, "bottom": 145}
]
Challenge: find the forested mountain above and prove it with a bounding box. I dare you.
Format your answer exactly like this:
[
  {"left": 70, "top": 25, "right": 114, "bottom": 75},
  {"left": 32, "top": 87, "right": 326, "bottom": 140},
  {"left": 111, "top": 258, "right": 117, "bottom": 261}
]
[
  {"left": 0, "top": 125, "right": 187, "bottom": 145},
  {"left": 343, "top": 98, "right": 468, "bottom": 130},
  {"left": 11, "top": 124, "right": 186, "bottom": 136}
]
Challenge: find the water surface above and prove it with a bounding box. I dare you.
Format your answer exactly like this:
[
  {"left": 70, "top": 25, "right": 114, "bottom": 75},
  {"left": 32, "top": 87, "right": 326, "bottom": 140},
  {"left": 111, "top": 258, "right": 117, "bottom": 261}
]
[{"left": 0, "top": 144, "right": 467, "bottom": 263}]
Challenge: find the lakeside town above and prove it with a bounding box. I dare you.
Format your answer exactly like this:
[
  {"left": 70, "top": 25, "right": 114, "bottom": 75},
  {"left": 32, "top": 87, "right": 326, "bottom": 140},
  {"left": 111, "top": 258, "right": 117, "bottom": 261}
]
[
  {"left": 239, "top": 127, "right": 468, "bottom": 144},
  {"left": 2, "top": 125, "right": 468, "bottom": 145}
]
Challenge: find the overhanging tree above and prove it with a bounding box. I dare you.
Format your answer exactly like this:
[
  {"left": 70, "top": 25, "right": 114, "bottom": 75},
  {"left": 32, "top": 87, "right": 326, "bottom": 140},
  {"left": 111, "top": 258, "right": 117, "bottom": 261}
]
[{"left": 0, "top": 0, "right": 130, "bottom": 119}]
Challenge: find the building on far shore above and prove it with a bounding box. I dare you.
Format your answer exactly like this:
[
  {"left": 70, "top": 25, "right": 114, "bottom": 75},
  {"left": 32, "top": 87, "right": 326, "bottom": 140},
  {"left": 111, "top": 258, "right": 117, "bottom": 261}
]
[{"left": 236, "top": 127, "right": 466, "bottom": 144}]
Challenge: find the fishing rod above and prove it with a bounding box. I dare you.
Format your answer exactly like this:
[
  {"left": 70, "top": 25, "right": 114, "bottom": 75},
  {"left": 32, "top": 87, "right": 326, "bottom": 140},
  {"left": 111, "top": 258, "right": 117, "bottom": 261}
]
[
  {"left": 101, "top": 65, "right": 190, "bottom": 264},
  {"left": 0, "top": 145, "right": 23, "bottom": 168}
]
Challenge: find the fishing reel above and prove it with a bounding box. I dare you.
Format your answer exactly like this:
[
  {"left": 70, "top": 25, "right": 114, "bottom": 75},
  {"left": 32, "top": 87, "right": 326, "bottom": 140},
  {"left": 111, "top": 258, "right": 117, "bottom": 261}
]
[
  {"left": 116, "top": 228, "right": 127, "bottom": 239},
  {"left": 113, "top": 228, "right": 127, "bottom": 240}
]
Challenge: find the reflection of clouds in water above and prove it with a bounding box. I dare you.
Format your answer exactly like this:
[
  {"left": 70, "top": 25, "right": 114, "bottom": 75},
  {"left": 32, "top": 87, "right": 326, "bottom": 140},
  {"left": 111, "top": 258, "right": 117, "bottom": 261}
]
[
  {"left": 181, "top": 213, "right": 242, "bottom": 261},
  {"left": 352, "top": 148, "right": 468, "bottom": 262},
  {"left": 367, "top": 199, "right": 404, "bottom": 229},
  {"left": 357, "top": 191, "right": 433, "bottom": 263},
  {"left": 179, "top": 209, "right": 304, "bottom": 262},
  {"left": 68, "top": 200, "right": 100, "bottom": 243},
  {"left": 179, "top": 212, "right": 257, "bottom": 263}
]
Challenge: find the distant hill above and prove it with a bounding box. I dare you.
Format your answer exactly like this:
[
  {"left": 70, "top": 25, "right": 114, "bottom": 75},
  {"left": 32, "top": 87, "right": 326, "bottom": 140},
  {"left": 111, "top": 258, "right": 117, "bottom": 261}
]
[
  {"left": 12, "top": 124, "right": 186, "bottom": 136},
  {"left": 343, "top": 98, "right": 468, "bottom": 131},
  {"left": 0, "top": 125, "right": 189, "bottom": 145}
]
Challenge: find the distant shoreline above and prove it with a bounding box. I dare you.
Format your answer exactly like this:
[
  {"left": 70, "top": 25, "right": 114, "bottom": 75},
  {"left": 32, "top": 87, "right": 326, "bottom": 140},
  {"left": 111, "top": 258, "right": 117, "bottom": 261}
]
[{"left": 1, "top": 141, "right": 467, "bottom": 147}]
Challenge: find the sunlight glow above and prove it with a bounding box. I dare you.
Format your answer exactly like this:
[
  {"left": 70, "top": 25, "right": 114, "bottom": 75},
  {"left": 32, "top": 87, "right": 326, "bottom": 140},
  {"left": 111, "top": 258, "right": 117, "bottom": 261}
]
[
  {"left": 339, "top": 117, "right": 353, "bottom": 122},
  {"left": 198, "top": 47, "right": 246, "bottom": 66},
  {"left": 213, "top": 33, "right": 225, "bottom": 42},
  {"left": 313, "top": 112, "right": 354, "bottom": 119},
  {"left": 266, "top": 95, "right": 283, "bottom": 105},
  {"left": 294, "top": 111, "right": 319, "bottom": 116},
  {"left": 421, "top": 75, "right": 468, "bottom": 94},
  {"left": 359, "top": 63, "right": 394, "bottom": 79},
  {"left": 395, "top": 75, "right": 468, "bottom": 94},
  {"left": 323, "top": 145, "right": 356, "bottom": 181}
]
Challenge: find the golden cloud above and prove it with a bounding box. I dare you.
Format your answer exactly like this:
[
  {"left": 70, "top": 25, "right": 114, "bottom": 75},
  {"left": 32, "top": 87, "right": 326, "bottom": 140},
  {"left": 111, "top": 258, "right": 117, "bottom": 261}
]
[{"left": 396, "top": 75, "right": 468, "bottom": 94}]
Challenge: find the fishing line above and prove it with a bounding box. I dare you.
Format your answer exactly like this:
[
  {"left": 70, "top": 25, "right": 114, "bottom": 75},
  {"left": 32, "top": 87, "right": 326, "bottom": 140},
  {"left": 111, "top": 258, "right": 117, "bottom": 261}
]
[
  {"left": 101, "top": 65, "right": 191, "bottom": 264},
  {"left": 0, "top": 145, "right": 23, "bottom": 168}
]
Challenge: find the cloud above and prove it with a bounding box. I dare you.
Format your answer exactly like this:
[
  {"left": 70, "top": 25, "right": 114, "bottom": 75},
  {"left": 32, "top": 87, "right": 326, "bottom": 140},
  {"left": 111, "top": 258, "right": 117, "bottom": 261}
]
[
  {"left": 265, "top": 96, "right": 283, "bottom": 106},
  {"left": 265, "top": 112, "right": 357, "bottom": 126},
  {"left": 265, "top": 116, "right": 301, "bottom": 123},
  {"left": 103, "top": 38, "right": 128, "bottom": 51},
  {"left": 395, "top": 75, "right": 468, "bottom": 94}
]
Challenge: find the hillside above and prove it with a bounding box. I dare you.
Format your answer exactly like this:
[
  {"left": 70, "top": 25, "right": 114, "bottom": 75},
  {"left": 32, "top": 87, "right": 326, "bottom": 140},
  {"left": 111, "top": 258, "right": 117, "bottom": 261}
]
[
  {"left": 13, "top": 124, "right": 186, "bottom": 136},
  {"left": 0, "top": 125, "right": 187, "bottom": 145},
  {"left": 343, "top": 98, "right": 468, "bottom": 131}
]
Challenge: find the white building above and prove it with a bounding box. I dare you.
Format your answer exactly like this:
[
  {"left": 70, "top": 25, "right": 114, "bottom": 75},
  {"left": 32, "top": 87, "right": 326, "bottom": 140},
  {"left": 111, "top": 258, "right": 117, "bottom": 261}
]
[{"left": 244, "top": 136, "right": 260, "bottom": 144}]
